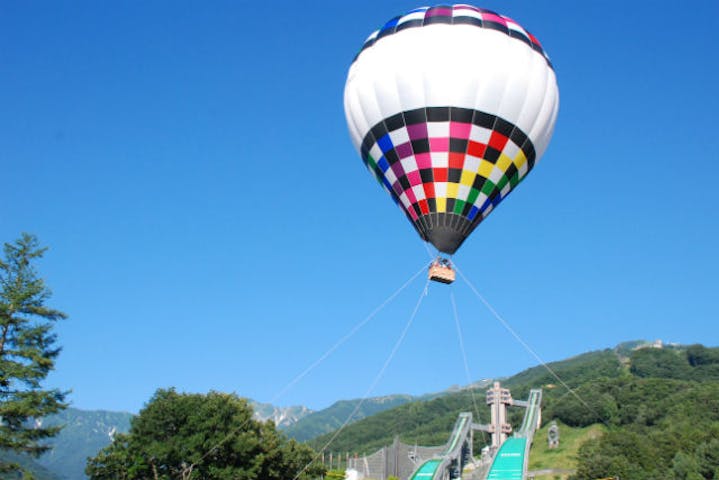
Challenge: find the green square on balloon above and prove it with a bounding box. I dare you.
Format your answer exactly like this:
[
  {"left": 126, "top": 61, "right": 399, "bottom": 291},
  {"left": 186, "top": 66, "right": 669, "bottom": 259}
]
[{"left": 481, "top": 180, "right": 495, "bottom": 196}]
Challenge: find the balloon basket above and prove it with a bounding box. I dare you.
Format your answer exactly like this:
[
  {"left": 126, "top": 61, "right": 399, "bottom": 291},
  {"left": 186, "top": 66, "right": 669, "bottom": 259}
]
[{"left": 429, "top": 257, "right": 456, "bottom": 284}]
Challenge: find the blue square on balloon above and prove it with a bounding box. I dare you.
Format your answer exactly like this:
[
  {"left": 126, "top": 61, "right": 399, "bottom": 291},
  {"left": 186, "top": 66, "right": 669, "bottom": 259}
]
[
  {"left": 382, "top": 178, "right": 393, "bottom": 192},
  {"left": 377, "top": 134, "right": 394, "bottom": 153},
  {"left": 468, "top": 206, "right": 479, "bottom": 220},
  {"left": 378, "top": 157, "right": 390, "bottom": 172},
  {"left": 381, "top": 16, "right": 400, "bottom": 32}
]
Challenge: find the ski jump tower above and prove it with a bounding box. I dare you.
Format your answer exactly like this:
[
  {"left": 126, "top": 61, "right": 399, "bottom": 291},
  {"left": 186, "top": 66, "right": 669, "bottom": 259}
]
[{"left": 477, "top": 381, "right": 533, "bottom": 448}]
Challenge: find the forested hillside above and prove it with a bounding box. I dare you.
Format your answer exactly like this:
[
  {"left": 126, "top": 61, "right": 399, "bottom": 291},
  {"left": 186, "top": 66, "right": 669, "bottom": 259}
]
[
  {"left": 284, "top": 395, "right": 415, "bottom": 441},
  {"left": 309, "top": 347, "right": 625, "bottom": 454},
  {"left": 285, "top": 382, "right": 493, "bottom": 442},
  {"left": 309, "top": 390, "right": 493, "bottom": 454},
  {"left": 36, "top": 409, "right": 133, "bottom": 480},
  {"left": 558, "top": 345, "right": 719, "bottom": 480},
  {"left": 0, "top": 408, "right": 132, "bottom": 480},
  {"left": 312, "top": 342, "right": 719, "bottom": 480},
  {"left": 0, "top": 450, "right": 62, "bottom": 480}
]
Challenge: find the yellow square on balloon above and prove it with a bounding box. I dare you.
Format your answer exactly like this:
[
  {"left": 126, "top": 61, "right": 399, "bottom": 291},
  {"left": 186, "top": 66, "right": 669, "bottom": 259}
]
[
  {"left": 478, "top": 160, "right": 493, "bottom": 178},
  {"left": 460, "top": 170, "right": 475, "bottom": 186},
  {"left": 497, "top": 154, "right": 512, "bottom": 173},
  {"left": 436, "top": 197, "right": 447, "bottom": 212},
  {"left": 514, "top": 151, "right": 527, "bottom": 169}
]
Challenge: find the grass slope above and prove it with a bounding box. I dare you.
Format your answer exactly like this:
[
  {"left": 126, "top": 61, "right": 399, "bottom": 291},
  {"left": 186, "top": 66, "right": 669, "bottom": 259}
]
[{"left": 528, "top": 422, "right": 605, "bottom": 478}]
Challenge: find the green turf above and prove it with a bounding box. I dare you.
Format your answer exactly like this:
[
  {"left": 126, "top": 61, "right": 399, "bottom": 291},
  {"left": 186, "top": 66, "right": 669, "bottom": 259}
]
[{"left": 527, "top": 421, "right": 605, "bottom": 478}]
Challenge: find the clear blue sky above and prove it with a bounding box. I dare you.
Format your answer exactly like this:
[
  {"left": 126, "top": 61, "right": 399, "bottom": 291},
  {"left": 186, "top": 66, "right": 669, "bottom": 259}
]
[{"left": 1, "top": 1, "right": 717, "bottom": 414}]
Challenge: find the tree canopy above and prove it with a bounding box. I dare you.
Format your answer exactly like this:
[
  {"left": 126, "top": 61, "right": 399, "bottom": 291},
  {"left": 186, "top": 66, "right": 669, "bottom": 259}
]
[{"left": 86, "top": 388, "right": 325, "bottom": 480}]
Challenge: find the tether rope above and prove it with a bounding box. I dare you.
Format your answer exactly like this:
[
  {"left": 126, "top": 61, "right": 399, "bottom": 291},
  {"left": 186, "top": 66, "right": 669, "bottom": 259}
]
[
  {"left": 449, "top": 289, "right": 488, "bottom": 444},
  {"left": 185, "top": 264, "right": 429, "bottom": 477},
  {"left": 271, "top": 263, "right": 429, "bottom": 404},
  {"left": 292, "top": 277, "right": 431, "bottom": 480},
  {"left": 423, "top": 241, "right": 436, "bottom": 261},
  {"left": 455, "top": 265, "right": 610, "bottom": 428}
]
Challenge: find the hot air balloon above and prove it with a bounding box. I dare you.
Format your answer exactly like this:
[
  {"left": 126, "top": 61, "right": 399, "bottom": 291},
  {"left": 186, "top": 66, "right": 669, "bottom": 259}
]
[{"left": 344, "top": 5, "right": 559, "bottom": 283}]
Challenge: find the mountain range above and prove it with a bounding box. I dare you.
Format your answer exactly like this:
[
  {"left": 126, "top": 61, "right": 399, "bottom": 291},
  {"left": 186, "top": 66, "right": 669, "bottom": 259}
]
[{"left": 250, "top": 400, "right": 313, "bottom": 428}]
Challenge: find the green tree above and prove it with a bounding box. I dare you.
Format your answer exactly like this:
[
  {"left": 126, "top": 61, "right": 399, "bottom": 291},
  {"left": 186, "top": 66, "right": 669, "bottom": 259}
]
[
  {"left": 672, "top": 451, "right": 701, "bottom": 480},
  {"left": 686, "top": 345, "right": 719, "bottom": 367},
  {"left": 86, "top": 389, "right": 325, "bottom": 480},
  {"left": 571, "top": 430, "right": 667, "bottom": 480},
  {"left": 629, "top": 348, "right": 691, "bottom": 379},
  {"left": 695, "top": 439, "right": 719, "bottom": 479},
  {"left": 0, "top": 233, "right": 68, "bottom": 474}
]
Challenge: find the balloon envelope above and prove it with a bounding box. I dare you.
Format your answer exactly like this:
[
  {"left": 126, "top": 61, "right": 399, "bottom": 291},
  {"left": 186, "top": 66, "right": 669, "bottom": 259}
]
[{"left": 344, "top": 5, "right": 559, "bottom": 254}]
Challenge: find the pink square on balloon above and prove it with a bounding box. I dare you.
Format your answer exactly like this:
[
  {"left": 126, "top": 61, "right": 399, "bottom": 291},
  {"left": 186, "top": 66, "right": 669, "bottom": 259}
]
[
  {"left": 407, "top": 207, "right": 418, "bottom": 220},
  {"left": 415, "top": 153, "right": 432, "bottom": 169},
  {"left": 483, "top": 13, "right": 506, "bottom": 25},
  {"left": 405, "top": 188, "right": 417, "bottom": 204},
  {"left": 450, "top": 122, "right": 471, "bottom": 139},
  {"left": 407, "top": 170, "right": 422, "bottom": 186},
  {"left": 430, "top": 138, "right": 449, "bottom": 152},
  {"left": 428, "top": 7, "right": 452, "bottom": 17}
]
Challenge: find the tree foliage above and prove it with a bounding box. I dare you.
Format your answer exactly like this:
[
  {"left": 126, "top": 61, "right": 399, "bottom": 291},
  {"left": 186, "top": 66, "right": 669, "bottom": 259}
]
[
  {"left": 504, "top": 349, "right": 624, "bottom": 390},
  {"left": 686, "top": 345, "right": 719, "bottom": 368},
  {"left": 573, "top": 429, "right": 667, "bottom": 480},
  {"left": 558, "top": 373, "right": 719, "bottom": 479},
  {"left": 0, "top": 234, "right": 67, "bottom": 473},
  {"left": 630, "top": 346, "right": 719, "bottom": 381},
  {"left": 85, "top": 389, "right": 325, "bottom": 480}
]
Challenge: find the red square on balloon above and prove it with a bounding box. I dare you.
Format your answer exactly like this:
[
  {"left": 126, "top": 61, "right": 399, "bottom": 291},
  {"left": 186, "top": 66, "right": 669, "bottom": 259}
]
[
  {"left": 449, "top": 152, "right": 464, "bottom": 170},
  {"left": 488, "top": 131, "right": 508, "bottom": 152},
  {"left": 434, "top": 168, "right": 448, "bottom": 182},
  {"left": 424, "top": 182, "right": 436, "bottom": 198},
  {"left": 467, "top": 140, "right": 486, "bottom": 158}
]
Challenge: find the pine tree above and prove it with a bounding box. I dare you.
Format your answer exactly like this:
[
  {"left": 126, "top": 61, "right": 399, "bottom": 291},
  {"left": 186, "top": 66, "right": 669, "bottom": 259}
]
[{"left": 0, "top": 233, "right": 68, "bottom": 473}]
